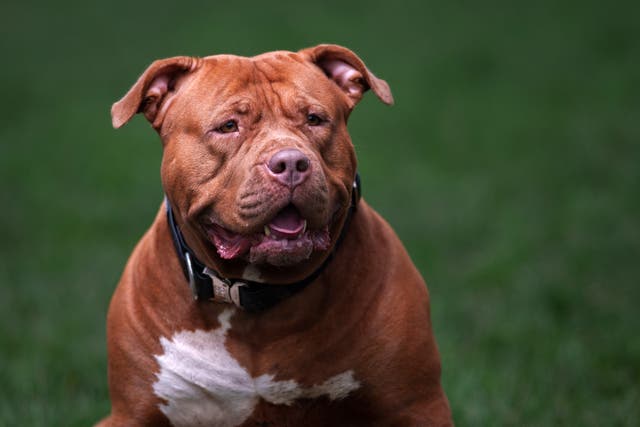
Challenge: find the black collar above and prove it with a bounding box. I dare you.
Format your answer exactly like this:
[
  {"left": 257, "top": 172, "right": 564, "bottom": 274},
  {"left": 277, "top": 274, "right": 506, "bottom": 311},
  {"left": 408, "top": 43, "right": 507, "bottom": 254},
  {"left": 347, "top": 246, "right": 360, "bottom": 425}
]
[{"left": 166, "top": 174, "right": 361, "bottom": 312}]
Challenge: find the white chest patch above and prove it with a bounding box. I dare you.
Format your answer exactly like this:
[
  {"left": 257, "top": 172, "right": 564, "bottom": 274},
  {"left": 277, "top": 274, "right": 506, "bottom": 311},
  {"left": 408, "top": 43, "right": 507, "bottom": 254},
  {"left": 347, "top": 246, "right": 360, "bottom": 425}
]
[{"left": 152, "top": 309, "right": 360, "bottom": 427}]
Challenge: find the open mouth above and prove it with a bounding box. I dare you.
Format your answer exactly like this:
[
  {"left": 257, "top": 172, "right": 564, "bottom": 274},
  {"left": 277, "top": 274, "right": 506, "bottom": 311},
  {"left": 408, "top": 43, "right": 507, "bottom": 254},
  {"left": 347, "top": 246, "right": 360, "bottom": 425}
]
[{"left": 203, "top": 205, "right": 331, "bottom": 267}]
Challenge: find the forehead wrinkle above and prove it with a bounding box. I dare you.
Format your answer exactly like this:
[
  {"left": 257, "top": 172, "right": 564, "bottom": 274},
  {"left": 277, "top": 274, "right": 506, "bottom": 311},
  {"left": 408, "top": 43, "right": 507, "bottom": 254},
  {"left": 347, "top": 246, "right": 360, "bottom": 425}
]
[
  {"left": 187, "top": 59, "right": 260, "bottom": 124},
  {"left": 252, "top": 60, "right": 322, "bottom": 121},
  {"left": 198, "top": 57, "right": 255, "bottom": 101},
  {"left": 253, "top": 60, "right": 287, "bottom": 117},
  {"left": 258, "top": 56, "right": 340, "bottom": 109},
  {"left": 211, "top": 98, "right": 253, "bottom": 117}
]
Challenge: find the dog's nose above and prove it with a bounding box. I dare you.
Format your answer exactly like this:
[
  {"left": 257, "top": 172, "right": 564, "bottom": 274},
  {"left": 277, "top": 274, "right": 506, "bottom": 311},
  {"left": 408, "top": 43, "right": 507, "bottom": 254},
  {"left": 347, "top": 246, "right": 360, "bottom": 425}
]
[{"left": 267, "top": 149, "right": 311, "bottom": 188}]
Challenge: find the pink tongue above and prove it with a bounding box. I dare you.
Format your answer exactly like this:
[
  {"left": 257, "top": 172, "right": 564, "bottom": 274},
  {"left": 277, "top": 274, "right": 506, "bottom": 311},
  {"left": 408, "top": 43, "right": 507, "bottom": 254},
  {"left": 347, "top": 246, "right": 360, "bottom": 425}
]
[
  {"left": 268, "top": 205, "right": 305, "bottom": 239},
  {"left": 207, "top": 224, "right": 252, "bottom": 260}
]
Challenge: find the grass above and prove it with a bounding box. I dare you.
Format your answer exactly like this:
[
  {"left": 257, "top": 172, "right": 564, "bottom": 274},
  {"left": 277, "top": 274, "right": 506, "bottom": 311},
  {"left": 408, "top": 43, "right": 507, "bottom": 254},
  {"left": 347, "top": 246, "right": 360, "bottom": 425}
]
[{"left": 1, "top": 0, "right": 639, "bottom": 425}]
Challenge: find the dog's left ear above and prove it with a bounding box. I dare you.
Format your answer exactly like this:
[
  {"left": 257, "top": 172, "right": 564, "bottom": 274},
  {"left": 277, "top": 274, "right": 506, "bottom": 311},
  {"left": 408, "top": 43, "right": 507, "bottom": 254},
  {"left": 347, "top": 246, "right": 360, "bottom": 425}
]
[{"left": 299, "top": 44, "right": 394, "bottom": 106}]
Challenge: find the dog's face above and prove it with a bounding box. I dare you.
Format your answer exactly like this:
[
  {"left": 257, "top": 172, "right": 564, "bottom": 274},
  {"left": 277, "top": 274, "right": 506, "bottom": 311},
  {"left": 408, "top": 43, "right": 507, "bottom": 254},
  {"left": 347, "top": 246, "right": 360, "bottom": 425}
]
[{"left": 112, "top": 45, "right": 392, "bottom": 282}]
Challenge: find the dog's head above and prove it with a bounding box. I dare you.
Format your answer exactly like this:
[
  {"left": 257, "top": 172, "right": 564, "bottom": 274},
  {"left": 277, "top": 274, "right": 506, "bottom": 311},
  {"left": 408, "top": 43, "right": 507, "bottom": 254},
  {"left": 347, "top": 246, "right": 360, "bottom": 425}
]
[{"left": 112, "top": 44, "right": 393, "bottom": 283}]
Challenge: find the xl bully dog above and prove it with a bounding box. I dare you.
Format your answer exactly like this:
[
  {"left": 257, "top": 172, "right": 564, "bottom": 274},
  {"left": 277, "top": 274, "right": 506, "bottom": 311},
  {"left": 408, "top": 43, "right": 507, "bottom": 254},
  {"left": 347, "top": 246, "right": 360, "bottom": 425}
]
[{"left": 98, "top": 44, "right": 452, "bottom": 427}]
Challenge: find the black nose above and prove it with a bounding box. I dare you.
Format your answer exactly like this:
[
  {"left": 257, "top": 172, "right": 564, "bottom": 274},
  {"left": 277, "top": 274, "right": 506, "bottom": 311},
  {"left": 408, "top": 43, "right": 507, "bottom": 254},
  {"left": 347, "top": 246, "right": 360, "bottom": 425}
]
[{"left": 266, "top": 148, "right": 311, "bottom": 188}]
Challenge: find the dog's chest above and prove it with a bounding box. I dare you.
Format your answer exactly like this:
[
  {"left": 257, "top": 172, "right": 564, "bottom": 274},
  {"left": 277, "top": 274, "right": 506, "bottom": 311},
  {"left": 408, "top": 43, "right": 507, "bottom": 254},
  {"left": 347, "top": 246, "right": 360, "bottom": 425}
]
[{"left": 152, "top": 309, "right": 360, "bottom": 427}]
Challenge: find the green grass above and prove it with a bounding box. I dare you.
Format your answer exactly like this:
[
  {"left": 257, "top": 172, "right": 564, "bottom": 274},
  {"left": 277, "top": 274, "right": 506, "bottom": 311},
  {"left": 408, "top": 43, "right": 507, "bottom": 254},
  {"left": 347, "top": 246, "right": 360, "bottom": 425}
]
[{"left": 1, "top": 0, "right": 639, "bottom": 425}]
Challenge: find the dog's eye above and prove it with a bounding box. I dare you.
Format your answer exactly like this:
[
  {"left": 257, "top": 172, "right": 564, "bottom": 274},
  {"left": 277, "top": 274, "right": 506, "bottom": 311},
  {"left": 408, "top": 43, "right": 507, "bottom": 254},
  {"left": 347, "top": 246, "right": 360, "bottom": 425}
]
[
  {"left": 306, "top": 114, "right": 323, "bottom": 126},
  {"left": 217, "top": 120, "right": 238, "bottom": 133}
]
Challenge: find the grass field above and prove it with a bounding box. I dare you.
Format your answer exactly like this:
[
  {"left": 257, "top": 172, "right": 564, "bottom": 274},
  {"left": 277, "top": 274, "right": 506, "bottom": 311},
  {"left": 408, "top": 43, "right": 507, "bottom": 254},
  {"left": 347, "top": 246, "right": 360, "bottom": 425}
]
[{"left": 1, "top": 0, "right": 639, "bottom": 425}]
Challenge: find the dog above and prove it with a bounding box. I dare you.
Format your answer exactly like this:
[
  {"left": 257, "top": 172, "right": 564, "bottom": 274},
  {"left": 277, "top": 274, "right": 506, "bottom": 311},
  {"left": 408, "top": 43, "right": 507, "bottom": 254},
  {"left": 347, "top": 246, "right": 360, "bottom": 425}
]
[{"left": 98, "top": 44, "right": 452, "bottom": 426}]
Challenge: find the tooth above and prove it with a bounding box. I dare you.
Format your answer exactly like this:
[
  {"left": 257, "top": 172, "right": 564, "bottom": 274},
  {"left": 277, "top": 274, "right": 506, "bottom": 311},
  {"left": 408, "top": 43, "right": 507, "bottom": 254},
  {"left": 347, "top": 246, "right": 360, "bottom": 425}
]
[
  {"left": 302, "top": 220, "right": 307, "bottom": 233},
  {"left": 264, "top": 226, "right": 271, "bottom": 236}
]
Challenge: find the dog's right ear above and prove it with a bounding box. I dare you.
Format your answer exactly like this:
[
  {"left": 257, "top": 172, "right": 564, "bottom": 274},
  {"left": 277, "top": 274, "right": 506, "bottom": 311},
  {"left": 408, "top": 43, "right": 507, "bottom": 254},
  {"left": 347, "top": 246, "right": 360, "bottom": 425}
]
[{"left": 111, "top": 56, "right": 200, "bottom": 129}]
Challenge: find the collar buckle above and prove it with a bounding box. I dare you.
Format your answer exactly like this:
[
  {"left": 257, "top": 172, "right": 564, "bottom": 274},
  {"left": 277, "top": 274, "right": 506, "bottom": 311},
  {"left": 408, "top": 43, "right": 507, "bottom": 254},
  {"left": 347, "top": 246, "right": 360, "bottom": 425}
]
[{"left": 204, "top": 267, "right": 247, "bottom": 307}]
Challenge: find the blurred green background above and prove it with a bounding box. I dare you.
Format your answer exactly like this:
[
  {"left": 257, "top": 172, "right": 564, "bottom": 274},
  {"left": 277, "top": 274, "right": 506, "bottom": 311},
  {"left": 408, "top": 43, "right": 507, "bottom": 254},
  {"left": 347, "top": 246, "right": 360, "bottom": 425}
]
[{"left": 1, "top": 0, "right": 639, "bottom": 425}]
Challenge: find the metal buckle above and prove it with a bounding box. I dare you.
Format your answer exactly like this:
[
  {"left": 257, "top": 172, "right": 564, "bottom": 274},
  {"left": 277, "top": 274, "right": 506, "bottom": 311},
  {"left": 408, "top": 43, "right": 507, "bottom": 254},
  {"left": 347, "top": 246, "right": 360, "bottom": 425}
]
[
  {"left": 211, "top": 275, "right": 233, "bottom": 304},
  {"left": 228, "top": 281, "right": 247, "bottom": 307},
  {"left": 203, "top": 267, "right": 247, "bottom": 308},
  {"left": 352, "top": 174, "right": 361, "bottom": 209},
  {"left": 184, "top": 252, "right": 198, "bottom": 300}
]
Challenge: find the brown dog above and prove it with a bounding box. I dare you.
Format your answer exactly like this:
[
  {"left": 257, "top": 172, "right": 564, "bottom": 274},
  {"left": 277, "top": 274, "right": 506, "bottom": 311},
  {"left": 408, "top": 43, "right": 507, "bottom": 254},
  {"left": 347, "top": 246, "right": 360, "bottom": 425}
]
[{"left": 98, "top": 44, "right": 452, "bottom": 426}]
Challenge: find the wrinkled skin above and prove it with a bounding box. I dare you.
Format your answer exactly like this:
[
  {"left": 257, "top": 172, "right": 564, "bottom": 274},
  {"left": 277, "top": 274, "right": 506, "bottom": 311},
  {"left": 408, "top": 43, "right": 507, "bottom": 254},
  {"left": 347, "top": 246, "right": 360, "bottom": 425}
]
[{"left": 98, "top": 45, "right": 452, "bottom": 427}]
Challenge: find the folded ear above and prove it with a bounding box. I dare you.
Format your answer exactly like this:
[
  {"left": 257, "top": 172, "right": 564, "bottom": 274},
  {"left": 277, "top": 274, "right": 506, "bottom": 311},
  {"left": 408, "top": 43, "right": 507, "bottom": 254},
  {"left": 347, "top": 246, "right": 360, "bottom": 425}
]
[
  {"left": 299, "top": 44, "right": 393, "bottom": 107},
  {"left": 111, "top": 56, "right": 200, "bottom": 129}
]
